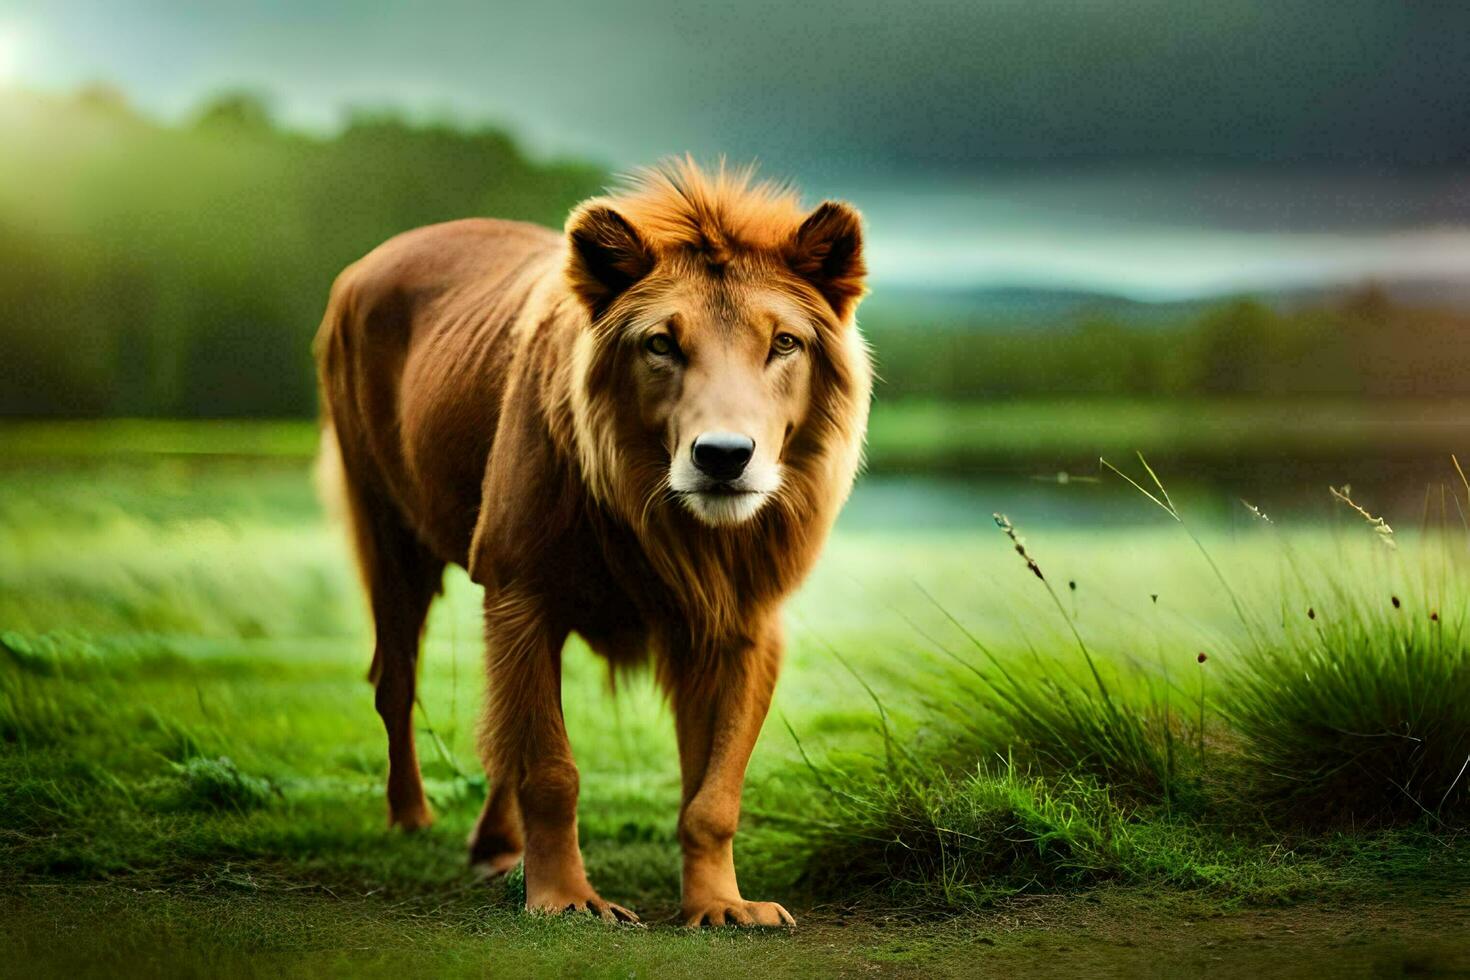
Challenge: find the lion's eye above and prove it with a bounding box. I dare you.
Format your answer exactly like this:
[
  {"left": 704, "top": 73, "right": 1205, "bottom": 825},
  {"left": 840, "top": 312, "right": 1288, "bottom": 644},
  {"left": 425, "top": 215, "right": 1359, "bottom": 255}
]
[
  {"left": 645, "top": 334, "right": 675, "bottom": 357},
  {"left": 771, "top": 332, "right": 802, "bottom": 357}
]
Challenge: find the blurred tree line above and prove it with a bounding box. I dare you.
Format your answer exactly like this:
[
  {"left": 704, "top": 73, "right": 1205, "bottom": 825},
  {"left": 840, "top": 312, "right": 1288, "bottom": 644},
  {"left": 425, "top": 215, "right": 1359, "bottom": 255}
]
[
  {"left": 0, "top": 86, "right": 605, "bottom": 417},
  {"left": 865, "top": 287, "right": 1470, "bottom": 401},
  {"left": 2, "top": 86, "right": 1466, "bottom": 418}
]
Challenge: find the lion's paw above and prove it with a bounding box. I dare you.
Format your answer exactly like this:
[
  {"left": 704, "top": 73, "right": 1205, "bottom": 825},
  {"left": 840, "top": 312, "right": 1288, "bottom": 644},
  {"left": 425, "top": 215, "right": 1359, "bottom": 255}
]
[
  {"left": 528, "top": 889, "right": 641, "bottom": 926},
  {"left": 683, "top": 898, "right": 795, "bottom": 928}
]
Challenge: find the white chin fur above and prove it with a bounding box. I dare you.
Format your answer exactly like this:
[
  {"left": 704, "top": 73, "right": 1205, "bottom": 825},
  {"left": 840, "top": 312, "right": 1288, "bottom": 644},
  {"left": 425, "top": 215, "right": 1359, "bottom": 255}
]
[{"left": 680, "top": 491, "right": 770, "bottom": 526}]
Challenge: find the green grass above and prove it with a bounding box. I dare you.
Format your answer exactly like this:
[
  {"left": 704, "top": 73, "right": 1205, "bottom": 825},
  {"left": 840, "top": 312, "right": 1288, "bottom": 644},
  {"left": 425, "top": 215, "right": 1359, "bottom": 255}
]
[
  {"left": 2, "top": 423, "right": 1469, "bottom": 972},
  {"left": 0, "top": 419, "right": 321, "bottom": 458}
]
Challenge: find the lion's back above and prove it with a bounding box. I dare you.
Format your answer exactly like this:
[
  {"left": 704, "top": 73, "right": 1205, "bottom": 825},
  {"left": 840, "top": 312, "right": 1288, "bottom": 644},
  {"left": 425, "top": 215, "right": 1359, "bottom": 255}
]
[{"left": 315, "top": 217, "right": 563, "bottom": 566}]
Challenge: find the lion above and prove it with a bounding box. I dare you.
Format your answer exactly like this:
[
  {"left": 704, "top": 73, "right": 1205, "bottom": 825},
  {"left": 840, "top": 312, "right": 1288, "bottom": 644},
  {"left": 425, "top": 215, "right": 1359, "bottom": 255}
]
[{"left": 314, "top": 158, "right": 871, "bottom": 927}]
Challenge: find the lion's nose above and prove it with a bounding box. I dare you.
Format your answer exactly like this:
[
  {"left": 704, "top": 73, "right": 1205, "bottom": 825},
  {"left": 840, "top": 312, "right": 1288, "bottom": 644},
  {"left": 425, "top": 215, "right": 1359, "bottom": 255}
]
[{"left": 691, "top": 431, "right": 755, "bottom": 481}]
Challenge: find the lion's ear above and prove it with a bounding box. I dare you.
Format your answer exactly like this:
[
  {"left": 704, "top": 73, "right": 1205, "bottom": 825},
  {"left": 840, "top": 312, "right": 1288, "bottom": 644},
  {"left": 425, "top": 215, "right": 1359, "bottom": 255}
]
[
  {"left": 786, "top": 201, "right": 866, "bottom": 321},
  {"left": 566, "top": 204, "right": 654, "bottom": 318}
]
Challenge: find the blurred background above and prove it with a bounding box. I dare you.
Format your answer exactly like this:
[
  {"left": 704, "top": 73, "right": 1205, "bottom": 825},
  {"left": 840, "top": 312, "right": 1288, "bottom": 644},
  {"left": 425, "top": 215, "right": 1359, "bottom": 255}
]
[{"left": 2, "top": 0, "right": 1469, "bottom": 520}]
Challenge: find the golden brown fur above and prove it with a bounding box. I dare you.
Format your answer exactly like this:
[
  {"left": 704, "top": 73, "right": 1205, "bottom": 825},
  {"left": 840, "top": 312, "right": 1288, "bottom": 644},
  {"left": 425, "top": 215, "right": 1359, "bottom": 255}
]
[{"left": 314, "top": 158, "right": 871, "bottom": 926}]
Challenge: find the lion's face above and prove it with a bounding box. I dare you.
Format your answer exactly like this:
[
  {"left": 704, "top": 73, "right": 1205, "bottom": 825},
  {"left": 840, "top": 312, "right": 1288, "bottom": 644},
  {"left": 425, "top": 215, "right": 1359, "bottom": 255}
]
[
  {"left": 565, "top": 184, "right": 868, "bottom": 531},
  {"left": 622, "top": 273, "right": 817, "bottom": 525}
]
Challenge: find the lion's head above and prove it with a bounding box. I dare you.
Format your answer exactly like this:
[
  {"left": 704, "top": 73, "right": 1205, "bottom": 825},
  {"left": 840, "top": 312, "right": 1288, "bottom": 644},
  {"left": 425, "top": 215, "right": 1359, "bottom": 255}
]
[{"left": 564, "top": 159, "right": 871, "bottom": 534}]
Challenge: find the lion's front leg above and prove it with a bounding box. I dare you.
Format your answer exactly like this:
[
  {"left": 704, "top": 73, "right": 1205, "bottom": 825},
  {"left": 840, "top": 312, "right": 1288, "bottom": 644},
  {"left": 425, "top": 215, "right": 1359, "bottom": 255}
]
[
  {"left": 480, "top": 589, "right": 638, "bottom": 923},
  {"left": 672, "top": 616, "right": 793, "bottom": 928}
]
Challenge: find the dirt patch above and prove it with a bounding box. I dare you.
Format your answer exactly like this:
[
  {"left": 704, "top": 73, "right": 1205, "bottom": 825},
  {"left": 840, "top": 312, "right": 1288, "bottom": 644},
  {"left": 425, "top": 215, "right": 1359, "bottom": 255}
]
[
  {"left": 4, "top": 885, "right": 1467, "bottom": 978},
  {"left": 810, "top": 889, "right": 1470, "bottom": 978}
]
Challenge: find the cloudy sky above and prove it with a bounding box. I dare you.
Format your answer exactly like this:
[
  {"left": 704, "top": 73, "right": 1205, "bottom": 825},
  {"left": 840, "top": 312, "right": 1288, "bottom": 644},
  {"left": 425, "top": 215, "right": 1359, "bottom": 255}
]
[{"left": 3, "top": 0, "right": 1468, "bottom": 297}]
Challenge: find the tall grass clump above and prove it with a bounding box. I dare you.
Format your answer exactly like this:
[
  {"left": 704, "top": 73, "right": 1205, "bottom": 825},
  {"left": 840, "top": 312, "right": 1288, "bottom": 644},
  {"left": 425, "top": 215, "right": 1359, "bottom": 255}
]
[
  {"left": 162, "top": 756, "right": 277, "bottom": 813},
  {"left": 1104, "top": 459, "right": 1470, "bottom": 822},
  {"left": 1221, "top": 483, "right": 1470, "bottom": 822},
  {"left": 1226, "top": 589, "right": 1470, "bottom": 821},
  {"left": 796, "top": 753, "right": 1138, "bottom": 907},
  {"left": 918, "top": 515, "right": 1188, "bottom": 807}
]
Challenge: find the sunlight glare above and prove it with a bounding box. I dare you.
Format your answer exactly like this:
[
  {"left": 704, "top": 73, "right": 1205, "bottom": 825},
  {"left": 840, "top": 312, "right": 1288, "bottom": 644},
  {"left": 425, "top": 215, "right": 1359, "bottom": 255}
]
[{"left": 0, "top": 27, "right": 24, "bottom": 85}]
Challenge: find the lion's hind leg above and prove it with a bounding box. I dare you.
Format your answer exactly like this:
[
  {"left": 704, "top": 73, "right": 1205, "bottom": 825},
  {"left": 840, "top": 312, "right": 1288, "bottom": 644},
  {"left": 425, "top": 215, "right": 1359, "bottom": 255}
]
[
  {"left": 468, "top": 779, "right": 523, "bottom": 876},
  {"left": 335, "top": 440, "right": 445, "bottom": 831}
]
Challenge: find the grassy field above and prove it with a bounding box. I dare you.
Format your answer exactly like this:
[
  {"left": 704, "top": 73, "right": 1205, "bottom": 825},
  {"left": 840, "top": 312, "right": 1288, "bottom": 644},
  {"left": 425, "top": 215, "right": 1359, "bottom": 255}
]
[{"left": 3, "top": 420, "right": 1469, "bottom": 975}]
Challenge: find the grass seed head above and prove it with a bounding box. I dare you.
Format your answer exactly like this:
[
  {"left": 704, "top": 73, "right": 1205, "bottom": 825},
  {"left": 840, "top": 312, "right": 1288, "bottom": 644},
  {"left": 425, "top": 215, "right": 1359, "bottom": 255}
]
[
  {"left": 1240, "top": 499, "right": 1274, "bottom": 525},
  {"left": 993, "top": 513, "right": 1045, "bottom": 581},
  {"left": 1328, "top": 485, "right": 1396, "bottom": 549}
]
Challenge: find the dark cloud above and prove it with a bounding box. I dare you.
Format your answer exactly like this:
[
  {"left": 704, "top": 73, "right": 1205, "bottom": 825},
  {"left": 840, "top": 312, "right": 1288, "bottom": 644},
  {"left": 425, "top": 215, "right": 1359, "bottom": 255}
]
[
  {"left": 15, "top": 0, "right": 1470, "bottom": 296},
  {"left": 17, "top": 0, "right": 1470, "bottom": 180},
  {"left": 648, "top": 0, "right": 1470, "bottom": 176}
]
